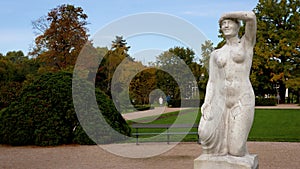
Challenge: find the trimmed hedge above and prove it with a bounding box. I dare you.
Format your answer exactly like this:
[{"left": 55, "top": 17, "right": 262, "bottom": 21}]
[
  {"left": 167, "top": 99, "right": 201, "bottom": 108},
  {"left": 0, "top": 71, "right": 131, "bottom": 146},
  {"left": 133, "top": 104, "right": 154, "bottom": 111},
  {"left": 255, "top": 98, "right": 277, "bottom": 106},
  {"left": 168, "top": 98, "right": 278, "bottom": 107}
]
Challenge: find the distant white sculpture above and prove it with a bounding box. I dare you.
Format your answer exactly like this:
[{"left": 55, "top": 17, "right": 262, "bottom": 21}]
[
  {"left": 159, "top": 96, "right": 163, "bottom": 106},
  {"left": 195, "top": 11, "right": 258, "bottom": 169}
]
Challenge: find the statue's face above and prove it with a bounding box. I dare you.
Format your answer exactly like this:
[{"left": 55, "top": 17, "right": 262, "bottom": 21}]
[{"left": 220, "top": 19, "right": 240, "bottom": 37}]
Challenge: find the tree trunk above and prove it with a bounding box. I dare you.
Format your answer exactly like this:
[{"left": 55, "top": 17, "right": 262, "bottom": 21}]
[
  {"left": 297, "top": 89, "right": 300, "bottom": 104},
  {"left": 279, "top": 81, "right": 286, "bottom": 104}
]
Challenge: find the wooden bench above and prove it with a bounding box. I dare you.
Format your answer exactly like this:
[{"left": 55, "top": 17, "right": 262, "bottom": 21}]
[{"left": 131, "top": 123, "right": 199, "bottom": 145}]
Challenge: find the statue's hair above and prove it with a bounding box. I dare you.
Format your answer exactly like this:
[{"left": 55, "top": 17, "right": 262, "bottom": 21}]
[{"left": 219, "top": 18, "right": 241, "bottom": 28}]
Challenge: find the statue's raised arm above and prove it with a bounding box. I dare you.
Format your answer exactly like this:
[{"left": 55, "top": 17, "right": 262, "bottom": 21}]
[{"left": 219, "top": 11, "right": 257, "bottom": 47}]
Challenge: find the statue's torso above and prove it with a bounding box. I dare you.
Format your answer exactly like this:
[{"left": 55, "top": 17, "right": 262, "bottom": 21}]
[{"left": 213, "top": 41, "right": 254, "bottom": 108}]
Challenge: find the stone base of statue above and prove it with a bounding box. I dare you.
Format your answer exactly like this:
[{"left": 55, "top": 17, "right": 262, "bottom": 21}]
[{"left": 194, "top": 154, "right": 258, "bottom": 169}]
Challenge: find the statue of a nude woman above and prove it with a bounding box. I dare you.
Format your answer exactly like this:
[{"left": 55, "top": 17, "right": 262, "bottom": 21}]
[{"left": 198, "top": 11, "right": 257, "bottom": 157}]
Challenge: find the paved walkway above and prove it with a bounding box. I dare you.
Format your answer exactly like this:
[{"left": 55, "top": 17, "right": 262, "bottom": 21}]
[
  {"left": 122, "top": 107, "right": 191, "bottom": 121},
  {"left": 123, "top": 104, "right": 299, "bottom": 121},
  {"left": 255, "top": 104, "right": 300, "bottom": 109}
]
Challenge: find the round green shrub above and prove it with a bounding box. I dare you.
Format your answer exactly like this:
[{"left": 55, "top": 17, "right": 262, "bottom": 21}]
[{"left": 0, "top": 71, "right": 131, "bottom": 146}]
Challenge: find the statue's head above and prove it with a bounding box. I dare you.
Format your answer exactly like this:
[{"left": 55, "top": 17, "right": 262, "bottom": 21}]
[{"left": 219, "top": 18, "right": 241, "bottom": 38}]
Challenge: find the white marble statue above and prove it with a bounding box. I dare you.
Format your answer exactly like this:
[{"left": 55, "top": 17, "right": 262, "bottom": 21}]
[{"left": 195, "top": 11, "right": 258, "bottom": 169}]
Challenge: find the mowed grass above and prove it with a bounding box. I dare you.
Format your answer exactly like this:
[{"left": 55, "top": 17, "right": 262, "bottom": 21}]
[
  {"left": 128, "top": 108, "right": 201, "bottom": 125},
  {"left": 128, "top": 108, "right": 300, "bottom": 142},
  {"left": 249, "top": 109, "right": 300, "bottom": 142}
]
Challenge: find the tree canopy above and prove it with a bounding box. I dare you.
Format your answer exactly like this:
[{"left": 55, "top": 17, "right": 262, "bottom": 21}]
[
  {"left": 253, "top": 0, "right": 300, "bottom": 103},
  {"left": 96, "top": 36, "right": 131, "bottom": 96},
  {"left": 30, "top": 4, "right": 89, "bottom": 71},
  {"left": 153, "top": 47, "right": 200, "bottom": 100},
  {"left": 0, "top": 51, "right": 40, "bottom": 109}
]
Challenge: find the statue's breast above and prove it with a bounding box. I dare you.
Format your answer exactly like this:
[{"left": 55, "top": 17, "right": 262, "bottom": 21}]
[
  {"left": 230, "top": 44, "right": 247, "bottom": 63},
  {"left": 214, "top": 50, "right": 227, "bottom": 68}
]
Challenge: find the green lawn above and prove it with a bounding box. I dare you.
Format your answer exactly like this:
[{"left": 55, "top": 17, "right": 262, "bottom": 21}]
[
  {"left": 128, "top": 108, "right": 300, "bottom": 142},
  {"left": 249, "top": 109, "right": 300, "bottom": 142}
]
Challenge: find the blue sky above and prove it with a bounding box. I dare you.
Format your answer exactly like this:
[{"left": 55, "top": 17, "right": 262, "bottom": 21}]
[{"left": 0, "top": 0, "right": 258, "bottom": 62}]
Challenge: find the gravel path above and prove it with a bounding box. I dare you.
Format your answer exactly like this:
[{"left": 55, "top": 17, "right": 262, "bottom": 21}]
[{"left": 1, "top": 142, "right": 300, "bottom": 169}]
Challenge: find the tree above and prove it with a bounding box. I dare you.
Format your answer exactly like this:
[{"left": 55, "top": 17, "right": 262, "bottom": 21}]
[
  {"left": 0, "top": 51, "right": 40, "bottom": 109},
  {"left": 96, "top": 36, "right": 131, "bottom": 96},
  {"left": 168, "top": 47, "right": 195, "bottom": 65},
  {"left": 154, "top": 47, "right": 199, "bottom": 100},
  {"left": 199, "top": 40, "right": 214, "bottom": 101},
  {"left": 5, "top": 50, "right": 26, "bottom": 63},
  {"left": 0, "top": 58, "right": 20, "bottom": 108},
  {"left": 155, "top": 69, "right": 179, "bottom": 100},
  {"left": 110, "top": 58, "right": 146, "bottom": 111},
  {"left": 200, "top": 40, "right": 214, "bottom": 73},
  {"left": 30, "top": 4, "right": 89, "bottom": 71},
  {"left": 129, "top": 68, "right": 157, "bottom": 105},
  {"left": 111, "top": 36, "right": 131, "bottom": 52},
  {"left": 253, "top": 0, "right": 300, "bottom": 103},
  {"left": 154, "top": 46, "right": 195, "bottom": 67}
]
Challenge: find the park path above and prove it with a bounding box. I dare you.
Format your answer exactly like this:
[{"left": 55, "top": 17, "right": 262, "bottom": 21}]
[
  {"left": 255, "top": 103, "right": 300, "bottom": 109},
  {"left": 122, "top": 106, "right": 191, "bottom": 121},
  {"left": 122, "top": 104, "right": 300, "bottom": 121}
]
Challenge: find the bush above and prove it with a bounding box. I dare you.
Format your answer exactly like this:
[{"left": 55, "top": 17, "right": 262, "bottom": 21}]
[
  {"left": 167, "top": 99, "right": 201, "bottom": 108},
  {"left": 255, "top": 98, "right": 277, "bottom": 106},
  {"left": 0, "top": 71, "right": 131, "bottom": 146},
  {"left": 0, "top": 82, "right": 23, "bottom": 109},
  {"left": 133, "top": 104, "right": 153, "bottom": 111},
  {"left": 168, "top": 98, "right": 278, "bottom": 107}
]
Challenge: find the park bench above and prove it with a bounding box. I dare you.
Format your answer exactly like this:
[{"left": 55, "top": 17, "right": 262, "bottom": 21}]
[{"left": 131, "top": 123, "right": 200, "bottom": 145}]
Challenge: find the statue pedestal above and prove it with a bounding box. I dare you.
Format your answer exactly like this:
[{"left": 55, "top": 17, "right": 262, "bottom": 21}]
[{"left": 194, "top": 154, "right": 258, "bottom": 169}]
